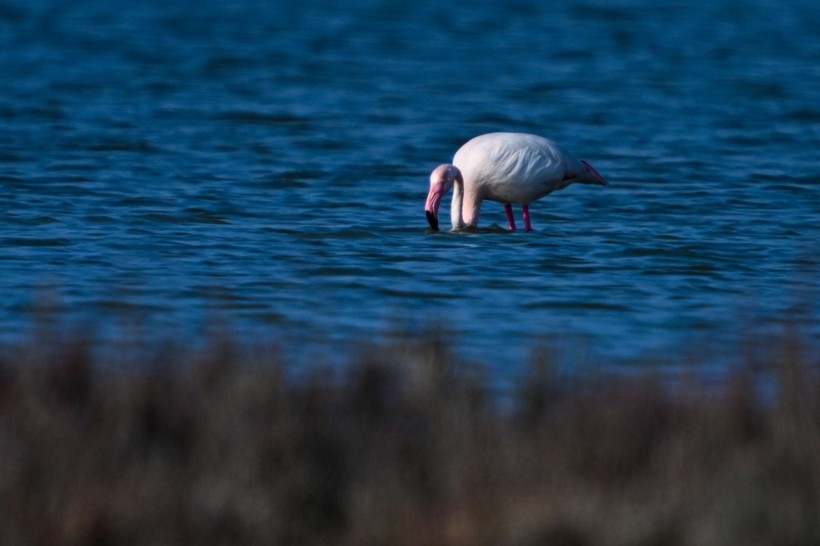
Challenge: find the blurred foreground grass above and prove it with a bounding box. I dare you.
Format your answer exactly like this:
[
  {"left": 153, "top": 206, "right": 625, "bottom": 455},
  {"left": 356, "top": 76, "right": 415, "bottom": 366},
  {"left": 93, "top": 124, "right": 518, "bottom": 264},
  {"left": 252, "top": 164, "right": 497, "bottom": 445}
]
[{"left": 0, "top": 329, "right": 818, "bottom": 546}]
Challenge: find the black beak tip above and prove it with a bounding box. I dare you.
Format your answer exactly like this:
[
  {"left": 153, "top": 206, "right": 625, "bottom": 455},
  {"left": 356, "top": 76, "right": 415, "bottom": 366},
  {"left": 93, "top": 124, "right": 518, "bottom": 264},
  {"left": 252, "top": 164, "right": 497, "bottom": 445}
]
[{"left": 426, "top": 211, "right": 439, "bottom": 231}]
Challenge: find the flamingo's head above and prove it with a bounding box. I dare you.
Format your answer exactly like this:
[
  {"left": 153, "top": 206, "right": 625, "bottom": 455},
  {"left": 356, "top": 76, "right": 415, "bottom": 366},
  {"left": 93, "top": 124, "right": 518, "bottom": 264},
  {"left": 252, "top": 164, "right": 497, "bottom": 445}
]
[
  {"left": 580, "top": 160, "right": 608, "bottom": 186},
  {"left": 425, "top": 164, "right": 461, "bottom": 231}
]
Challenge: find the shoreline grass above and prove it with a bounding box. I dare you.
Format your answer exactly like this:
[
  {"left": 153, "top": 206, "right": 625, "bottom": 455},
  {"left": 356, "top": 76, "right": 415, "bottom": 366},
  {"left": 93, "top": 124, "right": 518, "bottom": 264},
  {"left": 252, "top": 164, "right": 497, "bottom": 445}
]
[{"left": 0, "top": 330, "right": 818, "bottom": 545}]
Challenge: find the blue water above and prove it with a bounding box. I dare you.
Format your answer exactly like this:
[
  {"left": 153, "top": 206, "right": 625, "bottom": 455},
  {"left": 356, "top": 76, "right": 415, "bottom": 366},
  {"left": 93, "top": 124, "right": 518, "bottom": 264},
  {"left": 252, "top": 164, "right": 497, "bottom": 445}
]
[{"left": 2, "top": 0, "right": 819, "bottom": 382}]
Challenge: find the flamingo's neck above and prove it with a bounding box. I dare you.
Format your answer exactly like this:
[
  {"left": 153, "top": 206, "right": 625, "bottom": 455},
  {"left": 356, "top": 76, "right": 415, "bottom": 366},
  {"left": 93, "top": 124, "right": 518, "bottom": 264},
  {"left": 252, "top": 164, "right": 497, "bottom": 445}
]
[
  {"left": 446, "top": 167, "right": 480, "bottom": 230},
  {"left": 450, "top": 177, "right": 464, "bottom": 229},
  {"left": 450, "top": 177, "right": 482, "bottom": 229},
  {"left": 450, "top": 181, "right": 481, "bottom": 229}
]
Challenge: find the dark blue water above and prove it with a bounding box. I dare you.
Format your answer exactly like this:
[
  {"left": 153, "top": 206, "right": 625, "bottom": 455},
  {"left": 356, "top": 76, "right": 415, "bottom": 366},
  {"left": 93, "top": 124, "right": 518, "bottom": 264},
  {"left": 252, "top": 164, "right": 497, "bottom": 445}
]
[{"left": 2, "top": 0, "right": 819, "bottom": 381}]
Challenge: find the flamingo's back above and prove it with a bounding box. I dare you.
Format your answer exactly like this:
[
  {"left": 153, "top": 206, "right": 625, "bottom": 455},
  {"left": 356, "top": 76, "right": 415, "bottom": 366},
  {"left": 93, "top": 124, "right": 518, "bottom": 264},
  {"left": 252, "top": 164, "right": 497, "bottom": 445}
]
[{"left": 453, "top": 132, "right": 583, "bottom": 204}]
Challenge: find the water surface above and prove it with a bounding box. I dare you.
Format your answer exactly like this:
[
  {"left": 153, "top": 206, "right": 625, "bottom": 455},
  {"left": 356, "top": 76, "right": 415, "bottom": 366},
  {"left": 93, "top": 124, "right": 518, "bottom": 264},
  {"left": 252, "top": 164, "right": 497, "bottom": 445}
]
[{"left": 2, "top": 0, "right": 819, "bottom": 383}]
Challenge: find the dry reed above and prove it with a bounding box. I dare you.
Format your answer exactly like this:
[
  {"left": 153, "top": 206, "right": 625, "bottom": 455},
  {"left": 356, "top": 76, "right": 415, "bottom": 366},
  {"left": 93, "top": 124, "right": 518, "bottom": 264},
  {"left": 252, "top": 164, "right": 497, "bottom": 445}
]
[{"left": 0, "top": 329, "right": 817, "bottom": 546}]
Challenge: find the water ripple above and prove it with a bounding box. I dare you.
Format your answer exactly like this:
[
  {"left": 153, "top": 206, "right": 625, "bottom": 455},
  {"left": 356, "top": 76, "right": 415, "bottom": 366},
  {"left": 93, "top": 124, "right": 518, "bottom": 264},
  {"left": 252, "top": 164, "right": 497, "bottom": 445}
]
[{"left": 1, "top": 0, "right": 818, "bottom": 380}]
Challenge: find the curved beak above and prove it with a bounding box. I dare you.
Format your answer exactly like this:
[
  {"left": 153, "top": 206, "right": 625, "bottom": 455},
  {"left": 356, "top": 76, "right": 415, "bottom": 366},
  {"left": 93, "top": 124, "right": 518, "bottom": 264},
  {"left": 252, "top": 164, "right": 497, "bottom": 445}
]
[
  {"left": 426, "top": 210, "right": 439, "bottom": 231},
  {"left": 425, "top": 185, "right": 443, "bottom": 231}
]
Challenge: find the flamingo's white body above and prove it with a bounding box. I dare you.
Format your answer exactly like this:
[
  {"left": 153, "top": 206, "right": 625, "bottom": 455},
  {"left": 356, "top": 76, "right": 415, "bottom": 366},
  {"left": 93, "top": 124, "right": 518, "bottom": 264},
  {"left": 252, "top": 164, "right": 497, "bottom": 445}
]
[{"left": 425, "top": 132, "right": 607, "bottom": 232}]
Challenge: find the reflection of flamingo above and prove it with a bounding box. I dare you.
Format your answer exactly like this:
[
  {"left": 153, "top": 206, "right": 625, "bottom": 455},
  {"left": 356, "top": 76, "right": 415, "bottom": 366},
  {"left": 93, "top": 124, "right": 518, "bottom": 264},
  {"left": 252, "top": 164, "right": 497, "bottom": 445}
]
[{"left": 425, "top": 133, "right": 608, "bottom": 232}]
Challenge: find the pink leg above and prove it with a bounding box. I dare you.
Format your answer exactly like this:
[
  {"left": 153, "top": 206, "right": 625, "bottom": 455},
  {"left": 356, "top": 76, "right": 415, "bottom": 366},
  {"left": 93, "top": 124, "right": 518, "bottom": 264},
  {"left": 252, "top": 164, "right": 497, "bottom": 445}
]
[
  {"left": 522, "top": 205, "right": 531, "bottom": 232},
  {"left": 504, "top": 203, "right": 516, "bottom": 231}
]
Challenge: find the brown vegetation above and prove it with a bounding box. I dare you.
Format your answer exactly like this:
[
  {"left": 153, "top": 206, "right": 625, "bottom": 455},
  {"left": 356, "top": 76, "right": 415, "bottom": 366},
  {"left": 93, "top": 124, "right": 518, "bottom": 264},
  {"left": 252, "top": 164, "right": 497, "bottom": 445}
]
[{"left": 0, "top": 331, "right": 818, "bottom": 546}]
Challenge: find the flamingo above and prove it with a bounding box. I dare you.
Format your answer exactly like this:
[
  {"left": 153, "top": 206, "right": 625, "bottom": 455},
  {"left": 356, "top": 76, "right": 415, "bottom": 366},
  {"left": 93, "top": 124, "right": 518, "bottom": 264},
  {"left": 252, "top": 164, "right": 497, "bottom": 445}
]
[{"left": 424, "top": 132, "right": 608, "bottom": 232}]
